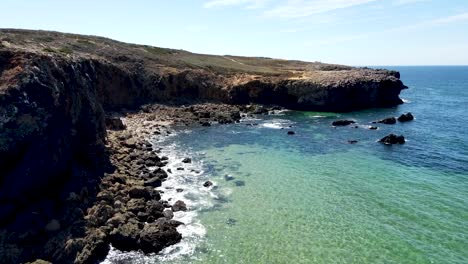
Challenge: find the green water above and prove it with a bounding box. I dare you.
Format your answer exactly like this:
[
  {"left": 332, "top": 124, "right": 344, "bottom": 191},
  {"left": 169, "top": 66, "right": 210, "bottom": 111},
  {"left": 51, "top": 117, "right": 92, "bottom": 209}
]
[
  {"left": 188, "top": 145, "right": 467, "bottom": 264},
  {"left": 106, "top": 67, "right": 468, "bottom": 264}
]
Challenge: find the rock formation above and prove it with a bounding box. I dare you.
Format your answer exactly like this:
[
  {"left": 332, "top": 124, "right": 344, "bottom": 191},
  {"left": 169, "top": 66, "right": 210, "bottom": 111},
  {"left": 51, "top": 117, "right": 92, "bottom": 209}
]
[{"left": 0, "top": 29, "right": 408, "bottom": 263}]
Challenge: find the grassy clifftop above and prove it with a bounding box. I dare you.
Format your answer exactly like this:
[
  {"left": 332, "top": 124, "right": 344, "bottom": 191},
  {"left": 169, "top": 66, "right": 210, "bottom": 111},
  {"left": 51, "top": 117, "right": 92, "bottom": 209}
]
[{"left": 0, "top": 28, "right": 368, "bottom": 77}]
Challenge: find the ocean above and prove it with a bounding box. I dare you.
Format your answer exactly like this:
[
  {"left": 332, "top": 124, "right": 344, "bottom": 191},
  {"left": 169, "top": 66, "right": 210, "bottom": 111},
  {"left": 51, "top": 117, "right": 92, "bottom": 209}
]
[{"left": 105, "top": 66, "right": 468, "bottom": 264}]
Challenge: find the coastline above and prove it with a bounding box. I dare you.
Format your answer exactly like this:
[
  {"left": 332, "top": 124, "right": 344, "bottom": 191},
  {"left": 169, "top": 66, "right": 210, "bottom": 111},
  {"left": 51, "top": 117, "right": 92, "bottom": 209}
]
[
  {"left": 87, "top": 103, "right": 272, "bottom": 263},
  {"left": 0, "top": 29, "right": 407, "bottom": 263}
]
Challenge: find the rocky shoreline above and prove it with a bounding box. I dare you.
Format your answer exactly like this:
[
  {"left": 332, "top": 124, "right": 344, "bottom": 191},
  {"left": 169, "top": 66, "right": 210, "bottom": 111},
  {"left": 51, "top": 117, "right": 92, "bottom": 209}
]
[
  {"left": 1, "top": 103, "right": 263, "bottom": 263},
  {"left": 0, "top": 29, "right": 408, "bottom": 263}
]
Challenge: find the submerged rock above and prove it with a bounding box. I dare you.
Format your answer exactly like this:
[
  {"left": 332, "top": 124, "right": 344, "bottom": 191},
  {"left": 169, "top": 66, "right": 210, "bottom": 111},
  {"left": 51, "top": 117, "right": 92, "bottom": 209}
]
[
  {"left": 287, "top": 131, "right": 295, "bottom": 135},
  {"left": 226, "top": 218, "right": 237, "bottom": 226},
  {"left": 379, "top": 134, "right": 405, "bottom": 145},
  {"left": 398, "top": 112, "right": 414, "bottom": 122},
  {"left": 374, "top": 117, "right": 396, "bottom": 124},
  {"left": 224, "top": 175, "right": 235, "bottom": 181},
  {"left": 332, "top": 120, "right": 355, "bottom": 126},
  {"left": 203, "top": 181, "right": 213, "bottom": 187},
  {"left": 234, "top": 180, "right": 246, "bottom": 187}
]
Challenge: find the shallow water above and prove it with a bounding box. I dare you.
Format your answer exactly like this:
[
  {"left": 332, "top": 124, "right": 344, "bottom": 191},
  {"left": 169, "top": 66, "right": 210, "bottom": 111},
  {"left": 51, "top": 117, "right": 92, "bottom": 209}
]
[{"left": 106, "top": 66, "right": 468, "bottom": 264}]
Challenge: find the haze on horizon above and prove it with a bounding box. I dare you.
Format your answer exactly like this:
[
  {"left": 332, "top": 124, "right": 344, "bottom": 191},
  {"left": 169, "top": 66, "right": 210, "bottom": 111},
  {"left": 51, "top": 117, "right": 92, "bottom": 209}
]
[{"left": 1, "top": 0, "right": 467, "bottom": 66}]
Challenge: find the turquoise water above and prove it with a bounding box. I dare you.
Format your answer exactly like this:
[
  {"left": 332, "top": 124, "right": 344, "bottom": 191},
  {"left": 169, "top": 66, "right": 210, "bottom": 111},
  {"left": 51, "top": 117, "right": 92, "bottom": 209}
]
[{"left": 124, "top": 66, "right": 468, "bottom": 264}]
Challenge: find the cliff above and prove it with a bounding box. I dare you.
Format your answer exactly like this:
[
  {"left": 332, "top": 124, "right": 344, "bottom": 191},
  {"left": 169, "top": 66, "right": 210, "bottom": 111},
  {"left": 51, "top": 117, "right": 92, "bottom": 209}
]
[{"left": 0, "top": 29, "right": 407, "bottom": 263}]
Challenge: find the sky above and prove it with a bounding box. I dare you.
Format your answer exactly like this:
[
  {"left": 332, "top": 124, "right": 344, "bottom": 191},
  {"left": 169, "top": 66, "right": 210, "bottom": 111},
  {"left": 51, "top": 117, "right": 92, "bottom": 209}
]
[{"left": 1, "top": 0, "right": 468, "bottom": 65}]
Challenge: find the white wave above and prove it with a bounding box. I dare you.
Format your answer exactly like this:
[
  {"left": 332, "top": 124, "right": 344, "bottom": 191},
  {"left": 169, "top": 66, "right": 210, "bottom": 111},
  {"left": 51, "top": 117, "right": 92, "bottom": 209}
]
[
  {"left": 402, "top": 98, "right": 411, "bottom": 103},
  {"left": 103, "top": 129, "right": 216, "bottom": 263},
  {"left": 262, "top": 123, "right": 283, "bottom": 129},
  {"left": 260, "top": 119, "right": 295, "bottom": 129},
  {"left": 269, "top": 109, "right": 290, "bottom": 116}
]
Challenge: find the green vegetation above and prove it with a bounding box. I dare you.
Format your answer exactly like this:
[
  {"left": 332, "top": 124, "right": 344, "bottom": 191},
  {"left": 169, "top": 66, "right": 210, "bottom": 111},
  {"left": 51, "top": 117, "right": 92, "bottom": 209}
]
[
  {"left": 42, "top": 47, "right": 56, "bottom": 53},
  {"left": 76, "top": 39, "right": 95, "bottom": 45},
  {"left": 58, "top": 47, "right": 73, "bottom": 54},
  {"left": 36, "top": 36, "right": 55, "bottom": 43},
  {"left": 144, "top": 46, "right": 172, "bottom": 55},
  {"left": 42, "top": 46, "right": 73, "bottom": 55}
]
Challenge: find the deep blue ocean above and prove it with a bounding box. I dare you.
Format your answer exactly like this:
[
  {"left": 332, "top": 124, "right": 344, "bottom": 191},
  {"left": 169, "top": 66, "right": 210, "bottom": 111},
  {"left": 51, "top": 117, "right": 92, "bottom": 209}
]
[{"left": 106, "top": 66, "right": 468, "bottom": 264}]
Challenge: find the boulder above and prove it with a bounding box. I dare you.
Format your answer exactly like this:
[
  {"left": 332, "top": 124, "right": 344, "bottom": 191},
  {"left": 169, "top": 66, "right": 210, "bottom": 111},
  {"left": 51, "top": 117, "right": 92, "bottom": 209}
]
[
  {"left": 379, "top": 134, "right": 405, "bottom": 145},
  {"left": 332, "top": 120, "right": 355, "bottom": 126},
  {"left": 172, "top": 200, "right": 187, "bottom": 212},
  {"left": 126, "top": 199, "right": 147, "bottom": 214},
  {"left": 108, "top": 222, "right": 141, "bottom": 252},
  {"left": 287, "top": 131, "right": 295, "bottom": 135},
  {"left": 151, "top": 168, "right": 168, "bottom": 179},
  {"left": 137, "top": 219, "right": 182, "bottom": 253},
  {"left": 374, "top": 117, "right": 396, "bottom": 124},
  {"left": 75, "top": 229, "right": 110, "bottom": 264},
  {"left": 128, "top": 186, "right": 151, "bottom": 200},
  {"left": 106, "top": 213, "right": 126, "bottom": 228},
  {"left": 86, "top": 204, "right": 114, "bottom": 227},
  {"left": 163, "top": 209, "right": 174, "bottom": 219},
  {"left": 144, "top": 152, "right": 160, "bottom": 162},
  {"left": 146, "top": 200, "right": 165, "bottom": 215},
  {"left": 398, "top": 112, "right": 414, "bottom": 122},
  {"left": 203, "top": 181, "right": 213, "bottom": 187},
  {"left": 182, "top": 158, "right": 191, "bottom": 163},
  {"left": 144, "top": 177, "right": 162, "bottom": 188}
]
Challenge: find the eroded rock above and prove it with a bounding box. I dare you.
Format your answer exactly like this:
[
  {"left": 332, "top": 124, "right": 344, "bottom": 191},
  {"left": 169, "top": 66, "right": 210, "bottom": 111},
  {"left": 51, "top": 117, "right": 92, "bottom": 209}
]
[
  {"left": 332, "top": 120, "right": 355, "bottom": 126},
  {"left": 379, "top": 134, "right": 405, "bottom": 145},
  {"left": 398, "top": 112, "right": 414, "bottom": 122}
]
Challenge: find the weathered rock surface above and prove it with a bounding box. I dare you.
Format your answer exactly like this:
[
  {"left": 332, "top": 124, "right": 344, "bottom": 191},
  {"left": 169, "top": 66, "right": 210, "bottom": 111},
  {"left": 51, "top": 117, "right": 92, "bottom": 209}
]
[
  {"left": 398, "top": 112, "right": 414, "bottom": 122},
  {"left": 172, "top": 200, "right": 187, "bottom": 212},
  {"left": 373, "top": 117, "right": 397, "bottom": 124},
  {"left": 203, "top": 181, "right": 214, "bottom": 188},
  {"left": 379, "top": 134, "right": 406, "bottom": 145},
  {"left": 332, "top": 120, "right": 356, "bottom": 126}
]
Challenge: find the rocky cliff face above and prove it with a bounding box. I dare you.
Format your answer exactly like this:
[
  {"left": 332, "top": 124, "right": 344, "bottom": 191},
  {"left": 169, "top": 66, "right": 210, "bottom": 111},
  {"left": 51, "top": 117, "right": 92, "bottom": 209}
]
[
  {"left": 0, "top": 29, "right": 407, "bottom": 263},
  {"left": 0, "top": 50, "right": 107, "bottom": 222}
]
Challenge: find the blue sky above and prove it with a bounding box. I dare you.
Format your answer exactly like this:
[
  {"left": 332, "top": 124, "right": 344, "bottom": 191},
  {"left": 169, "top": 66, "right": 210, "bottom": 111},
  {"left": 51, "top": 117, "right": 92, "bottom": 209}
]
[{"left": 1, "top": 0, "right": 467, "bottom": 65}]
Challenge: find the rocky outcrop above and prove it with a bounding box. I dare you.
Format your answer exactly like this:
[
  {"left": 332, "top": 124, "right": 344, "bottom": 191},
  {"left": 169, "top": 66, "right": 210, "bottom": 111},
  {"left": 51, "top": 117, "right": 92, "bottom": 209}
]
[
  {"left": 228, "top": 72, "right": 405, "bottom": 112},
  {"left": 332, "top": 120, "right": 356, "bottom": 126},
  {"left": 373, "top": 117, "right": 397, "bottom": 124},
  {"left": 379, "top": 134, "right": 406, "bottom": 145},
  {"left": 398, "top": 112, "right": 414, "bottom": 122}
]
